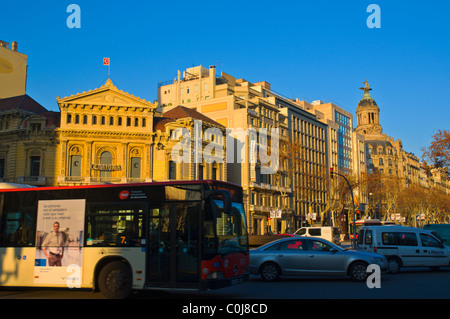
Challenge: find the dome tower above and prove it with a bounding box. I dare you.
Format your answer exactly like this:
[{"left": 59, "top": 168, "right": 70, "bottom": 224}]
[{"left": 355, "top": 79, "right": 382, "bottom": 136}]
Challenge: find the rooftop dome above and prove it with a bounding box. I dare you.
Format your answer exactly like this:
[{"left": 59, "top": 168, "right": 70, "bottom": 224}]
[{"left": 357, "top": 79, "right": 378, "bottom": 109}]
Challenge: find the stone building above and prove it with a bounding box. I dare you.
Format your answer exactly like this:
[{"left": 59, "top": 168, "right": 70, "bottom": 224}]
[
  {"left": 158, "top": 65, "right": 328, "bottom": 234},
  {"left": 55, "top": 79, "right": 226, "bottom": 186},
  {"left": 0, "top": 94, "right": 59, "bottom": 186},
  {"left": 354, "top": 80, "right": 420, "bottom": 186}
]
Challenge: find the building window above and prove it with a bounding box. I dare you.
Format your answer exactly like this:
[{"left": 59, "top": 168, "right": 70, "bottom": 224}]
[
  {"left": 92, "top": 115, "right": 97, "bottom": 125},
  {"left": 127, "top": 117, "right": 131, "bottom": 127},
  {"left": 118, "top": 117, "right": 122, "bottom": 126},
  {"left": 169, "top": 161, "right": 176, "bottom": 180},
  {"left": 101, "top": 116, "right": 106, "bottom": 125},
  {"left": 29, "top": 156, "right": 40, "bottom": 177},
  {"left": 142, "top": 118, "right": 146, "bottom": 127},
  {"left": 100, "top": 151, "right": 113, "bottom": 179},
  {"left": 0, "top": 158, "right": 5, "bottom": 178},
  {"left": 66, "top": 114, "right": 72, "bottom": 124},
  {"left": 134, "top": 118, "right": 139, "bottom": 127},
  {"left": 70, "top": 155, "right": 82, "bottom": 177},
  {"left": 198, "top": 164, "right": 204, "bottom": 179},
  {"left": 75, "top": 114, "right": 80, "bottom": 124},
  {"left": 83, "top": 115, "right": 88, "bottom": 124},
  {"left": 130, "top": 157, "right": 141, "bottom": 179},
  {"left": 109, "top": 117, "right": 114, "bottom": 125}
]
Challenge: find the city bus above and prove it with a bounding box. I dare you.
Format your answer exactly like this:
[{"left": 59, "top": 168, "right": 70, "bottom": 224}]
[{"left": 0, "top": 180, "right": 249, "bottom": 298}]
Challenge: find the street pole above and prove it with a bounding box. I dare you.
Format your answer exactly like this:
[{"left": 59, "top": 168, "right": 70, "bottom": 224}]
[{"left": 330, "top": 168, "right": 357, "bottom": 249}]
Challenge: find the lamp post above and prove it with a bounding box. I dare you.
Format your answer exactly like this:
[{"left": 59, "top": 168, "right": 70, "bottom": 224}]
[{"left": 330, "top": 168, "right": 357, "bottom": 249}]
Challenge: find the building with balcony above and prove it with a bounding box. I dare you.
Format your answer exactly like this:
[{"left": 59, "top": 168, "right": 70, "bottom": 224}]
[
  {"left": 158, "top": 65, "right": 327, "bottom": 234},
  {"left": 355, "top": 80, "right": 420, "bottom": 185},
  {"left": 55, "top": 78, "right": 226, "bottom": 186},
  {"left": 0, "top": 94, "right": 59, "bottom": 186}
]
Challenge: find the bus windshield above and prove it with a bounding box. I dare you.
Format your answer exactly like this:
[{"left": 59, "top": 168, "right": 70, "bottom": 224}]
[{"left": 212, "top": 199, "right": 248, "bottom": 256}]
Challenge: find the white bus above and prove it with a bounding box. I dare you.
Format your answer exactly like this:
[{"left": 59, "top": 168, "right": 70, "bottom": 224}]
[{"left": 0, "top": 180, "right": 249, "bottom": 298}]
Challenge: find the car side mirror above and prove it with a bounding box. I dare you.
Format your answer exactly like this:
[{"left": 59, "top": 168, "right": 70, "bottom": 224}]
[{"left": 330, "top": 248, "right": 338, "bottom": 254}]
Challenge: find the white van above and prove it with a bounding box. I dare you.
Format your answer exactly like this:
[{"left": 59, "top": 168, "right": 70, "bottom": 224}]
[
  {"left": 357, "top": 225, "right": 450, "bottom": 273},
  {"left": 294, "top": 226, "right": 341, "bottom": 245}
]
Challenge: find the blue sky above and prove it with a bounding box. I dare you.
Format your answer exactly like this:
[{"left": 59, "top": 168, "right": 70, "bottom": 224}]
[{"left": 1, "top": 0, "right": 448, "bottom": 159}]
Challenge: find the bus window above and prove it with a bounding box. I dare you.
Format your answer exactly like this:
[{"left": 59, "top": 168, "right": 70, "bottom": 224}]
[
  {"left": 86, "top": 203, "right": 145, "bottom": 247},
  {"left": 175, "top": 201, "right": 201, "bottom": 283},
  {"left": 0, "top": 192, "right": 37, "bottom": 247},
  {"left": 212, "top": 199, "right": 248, "bottom": 256}
]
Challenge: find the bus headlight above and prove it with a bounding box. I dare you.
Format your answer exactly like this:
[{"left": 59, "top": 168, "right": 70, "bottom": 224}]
[{"left": 207, "top": 271, "right": 224, "bottom": 280}]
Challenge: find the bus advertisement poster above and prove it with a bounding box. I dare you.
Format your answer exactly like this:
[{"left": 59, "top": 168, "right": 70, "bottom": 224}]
[{"left": 34, "top": 199, "right": 85, "bottom": 285}]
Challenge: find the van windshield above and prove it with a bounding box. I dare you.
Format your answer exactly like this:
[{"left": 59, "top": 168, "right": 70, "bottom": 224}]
[
  {"left": 423, "top": 225, "right": 450, "bottom": 246},
  {"left": 357, "top": 229, "right": 365, "bottom": 245}
]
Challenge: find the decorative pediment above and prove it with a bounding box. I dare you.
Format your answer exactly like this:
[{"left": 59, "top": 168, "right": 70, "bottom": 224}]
[{"left": 57, "top": 79, "right": 157, "bottom": 110}]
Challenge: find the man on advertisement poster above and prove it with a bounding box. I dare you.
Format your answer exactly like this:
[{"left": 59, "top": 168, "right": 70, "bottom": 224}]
[
  {"left": 34, "top": 199, "right": 85, "bottom": 285},
  {"left": 41, "top": 221, "right": 66, "bottom": 266}
]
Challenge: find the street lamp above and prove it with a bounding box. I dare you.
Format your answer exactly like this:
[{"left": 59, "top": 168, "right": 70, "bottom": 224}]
[{"left": 330, "top": 168, "right": 357, "bottom": 249}]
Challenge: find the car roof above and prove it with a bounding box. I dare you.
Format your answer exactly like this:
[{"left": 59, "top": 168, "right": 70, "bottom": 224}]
[
  {"left": 253, "top": 236, "right": 329, "bottom": 250},
  {"left": 360, "top": 225, "right": 438, "bottom": 235},
  {"left": 361, "top": 225, "right": 419, "bottom": 231}
]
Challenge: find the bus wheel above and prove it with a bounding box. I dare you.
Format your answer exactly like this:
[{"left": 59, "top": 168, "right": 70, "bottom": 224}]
[{"left": 98, "top": 261, "right": 133, "bottom": 299}]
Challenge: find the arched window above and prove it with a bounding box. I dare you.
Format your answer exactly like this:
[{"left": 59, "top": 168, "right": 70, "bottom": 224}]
[{"left": 100, "top": 151, "right": 113, "bottom": 179}]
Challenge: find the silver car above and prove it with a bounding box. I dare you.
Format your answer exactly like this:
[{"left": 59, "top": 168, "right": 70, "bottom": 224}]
[{"left": 249, "top": 237, "right": 387, "bottom": 282}]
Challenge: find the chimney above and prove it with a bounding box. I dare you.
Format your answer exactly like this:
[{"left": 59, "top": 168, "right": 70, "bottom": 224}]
[
  {"left": 0, "top": 40, "right": 9, "bottom": 49},
  {"left": 209, "top": 65, "right": 216, "bottom": 98},
  {"left": 12, "top": 41, "right": 18, "bottom": 51}
]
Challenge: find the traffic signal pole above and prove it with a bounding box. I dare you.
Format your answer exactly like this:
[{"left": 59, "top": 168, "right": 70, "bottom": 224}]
[{"left": 330, "top": 168, "right": 357, "bottom": 249}]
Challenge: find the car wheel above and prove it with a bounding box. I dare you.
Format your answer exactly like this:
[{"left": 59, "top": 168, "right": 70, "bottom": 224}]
[
  {"left": 387, "top": 257, "right": 401, "bottom": 274},
  {"left": 349, "top": 261, "right": 369, "bottom": 282},
  {"left": 98, "top": 261, "right": 133, "bottom": 299},
  {"left": 260, "top": 262, "right": 280, "bottom": 282}
]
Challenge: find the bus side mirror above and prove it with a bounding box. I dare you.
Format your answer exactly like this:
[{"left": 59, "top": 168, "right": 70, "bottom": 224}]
[{"left": 206, "top": 190, "right": 231, "bottom": 213}]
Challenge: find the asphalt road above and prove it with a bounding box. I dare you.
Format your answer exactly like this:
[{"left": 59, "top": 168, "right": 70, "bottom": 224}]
[
  {"left": 2, "top": 267, "right": 450, "bottom": 300},
  {"left": 1, "top": 267, "right": 448, "bottom": 317}
]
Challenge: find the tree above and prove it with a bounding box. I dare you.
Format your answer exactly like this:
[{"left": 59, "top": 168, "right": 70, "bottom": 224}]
[{"left": 422, "top": 129, "right": 450, "bottom": 172}]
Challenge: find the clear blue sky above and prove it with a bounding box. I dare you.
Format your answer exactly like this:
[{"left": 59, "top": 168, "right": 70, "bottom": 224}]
[{"left": 1, "top": 0, "right": 448, "bottom": 159}]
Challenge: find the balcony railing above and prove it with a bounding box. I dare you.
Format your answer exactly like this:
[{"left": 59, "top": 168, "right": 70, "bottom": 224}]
[{"left": 17, "top": 176, "right": 46, "bottom": 186}]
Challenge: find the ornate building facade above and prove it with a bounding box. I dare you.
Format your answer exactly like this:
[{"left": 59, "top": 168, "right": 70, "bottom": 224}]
[
  {"left": 0, "top": 95, "right": 59, "bottom": 186},
  {"left": 55, "top": 79, "right": 227, "bottom": 186},
  {"left": 355, "top": 80, "right": 420, "bottom": 185}
]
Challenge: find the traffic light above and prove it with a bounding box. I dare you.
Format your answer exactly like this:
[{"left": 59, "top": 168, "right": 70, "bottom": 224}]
[{"left": 330, "top": 167, "right": 334, "bottom": 179}]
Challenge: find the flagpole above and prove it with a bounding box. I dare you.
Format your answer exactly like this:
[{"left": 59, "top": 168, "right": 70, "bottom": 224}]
[{"left": 103, "top": 57, "right": 110, "bottom": 79}]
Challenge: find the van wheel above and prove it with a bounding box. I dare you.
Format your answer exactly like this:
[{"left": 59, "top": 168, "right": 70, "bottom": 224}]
[
  {"left": 98, "top": 261, "right": 133, "bottom": 299},
  {"left": 260, "top": 262, "right": 280, "bottom": 282},
  {"left": 387, "top": 257, "right": 401, "bottom": 274},
  {"left": 349, "top": 261, "right": 369, "bottom": 281}
]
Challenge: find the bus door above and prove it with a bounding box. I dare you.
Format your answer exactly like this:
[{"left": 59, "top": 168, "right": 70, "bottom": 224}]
[{"left": 146, "top": 201, "right": 201, "bottom": 288}]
